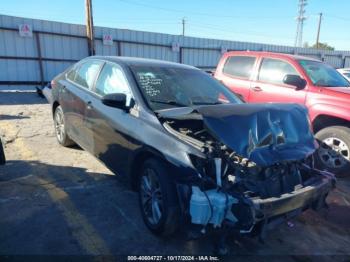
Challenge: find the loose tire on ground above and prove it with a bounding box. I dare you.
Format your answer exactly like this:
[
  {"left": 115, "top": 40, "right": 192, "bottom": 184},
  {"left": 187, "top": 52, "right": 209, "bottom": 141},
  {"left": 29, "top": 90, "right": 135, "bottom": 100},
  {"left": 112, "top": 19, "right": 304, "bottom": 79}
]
[
  {"left": 53, "top": 105, "right": 75, "bottom": 147},
  {"left": 138, "top": 158, "right": 180, "bottom": 236},
  {"left": 315, "top": 126, "right": 350, "bottom": 177}
]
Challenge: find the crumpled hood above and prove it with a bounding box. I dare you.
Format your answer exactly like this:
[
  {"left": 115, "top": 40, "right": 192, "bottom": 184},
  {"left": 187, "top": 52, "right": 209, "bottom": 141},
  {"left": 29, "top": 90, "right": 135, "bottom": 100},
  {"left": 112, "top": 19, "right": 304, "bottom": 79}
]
[
  {"left": 195, "top": 103, "right": 317, "bottom": 166},
  {"left": 157, "top": 103, "right": 318, "bottom": 166}
]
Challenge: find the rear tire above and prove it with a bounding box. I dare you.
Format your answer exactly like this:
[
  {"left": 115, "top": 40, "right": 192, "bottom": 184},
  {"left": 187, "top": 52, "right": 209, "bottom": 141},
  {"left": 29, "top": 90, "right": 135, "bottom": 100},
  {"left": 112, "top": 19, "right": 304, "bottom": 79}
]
[
  {"left": 138, "top": 158, "right": 180, "bottom": 236},
  {"left": 315, "top": 126, "right": 350, "bottom": 177},
  {"left": 54, "top": 105, "right": 75, "bottom": 147}
]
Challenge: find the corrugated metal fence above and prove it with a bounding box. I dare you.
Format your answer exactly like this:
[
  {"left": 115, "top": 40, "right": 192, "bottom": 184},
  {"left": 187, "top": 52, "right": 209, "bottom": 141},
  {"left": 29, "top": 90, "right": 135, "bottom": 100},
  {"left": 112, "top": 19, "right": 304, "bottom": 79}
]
[{"left": 1, "top": 14, "right": 350, "bottom": 91}]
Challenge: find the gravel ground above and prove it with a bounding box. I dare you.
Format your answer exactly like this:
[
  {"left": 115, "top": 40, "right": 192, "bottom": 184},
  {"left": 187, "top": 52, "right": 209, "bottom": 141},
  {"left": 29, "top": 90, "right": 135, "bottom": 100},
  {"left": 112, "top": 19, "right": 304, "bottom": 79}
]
[{"left": 0, "top": 92, "right": 350, "bottom": 260}]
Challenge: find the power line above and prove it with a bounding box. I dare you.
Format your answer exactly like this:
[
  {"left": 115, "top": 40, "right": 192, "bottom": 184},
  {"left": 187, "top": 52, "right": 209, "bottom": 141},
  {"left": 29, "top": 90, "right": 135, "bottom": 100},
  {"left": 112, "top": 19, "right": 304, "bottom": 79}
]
[
  {"left": 326, "top": 14, "right": 350, "bottom": 22},
  {"left": 190, "top": 22, "right": 294, "bottom": 40},
  {"left": 117, "top": 0, "right": 292, "bottom": 20},
  {"left": 187, "top": 27, "right": 293, "bottom": 46}
]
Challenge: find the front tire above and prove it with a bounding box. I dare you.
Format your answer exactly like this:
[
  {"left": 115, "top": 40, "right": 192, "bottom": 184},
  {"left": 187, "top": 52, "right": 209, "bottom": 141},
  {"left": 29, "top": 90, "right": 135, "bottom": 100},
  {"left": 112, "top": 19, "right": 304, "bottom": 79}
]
[
  {"left": 54, "top": 105, "right": 75, "bottom": 147},
  {"left": 315, "top": 126, "right": 350, "bottom": 177},
  {"left": 138, "top": 158, "right": 180, "bottom": 236}
]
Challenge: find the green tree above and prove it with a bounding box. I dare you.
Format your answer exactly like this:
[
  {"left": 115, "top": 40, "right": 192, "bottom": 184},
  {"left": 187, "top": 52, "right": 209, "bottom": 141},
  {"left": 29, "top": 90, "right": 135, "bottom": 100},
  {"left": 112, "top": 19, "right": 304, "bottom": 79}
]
[{"left": 311, "top": 42, "right": 335, "bottom": 50}]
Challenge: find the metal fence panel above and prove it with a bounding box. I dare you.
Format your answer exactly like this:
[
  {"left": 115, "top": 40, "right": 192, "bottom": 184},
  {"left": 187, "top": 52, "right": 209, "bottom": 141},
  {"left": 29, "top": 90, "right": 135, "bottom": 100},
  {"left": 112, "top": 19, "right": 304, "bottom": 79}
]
[
  {"left": 0, "top": 59, "right": 39, "bottom": 81},
  {"left": 95, "top": 39, "right": 118, "bottom": 56},
  {"left": 0, "top": 29, "right": 37, "bottom": 57},
  {"left": 345, "top": 57, "right": 350, "bottom": 68},
  {"left": 39, "top": 34, "right": 88, "bottom": 60},
  {"left": 121, "top": 43, "right": 178, "bottom": 62},
  {"left": 324, "top": 55, "right": 343, "bottom": 68},
  {"left": 42, "top": 61, "right": 74, "bottom": 81},
  {"left": 182, "top": 48, "right": 221, "bottom": 68},
  {"left": 1, "top": 14, "right": 350, "bottom": 91}
]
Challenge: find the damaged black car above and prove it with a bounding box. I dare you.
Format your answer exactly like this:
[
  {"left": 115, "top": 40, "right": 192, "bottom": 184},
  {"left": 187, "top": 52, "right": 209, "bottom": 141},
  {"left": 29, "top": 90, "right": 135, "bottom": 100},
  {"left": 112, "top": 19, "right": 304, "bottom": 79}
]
[{"left": 48, "top": 56, "right": 335, "bottom": 242}]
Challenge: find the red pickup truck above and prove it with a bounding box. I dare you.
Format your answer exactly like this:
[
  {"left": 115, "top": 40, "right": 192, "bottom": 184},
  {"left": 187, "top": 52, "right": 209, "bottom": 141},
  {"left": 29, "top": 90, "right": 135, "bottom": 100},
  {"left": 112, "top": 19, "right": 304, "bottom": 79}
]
[{"left": 215, "top": 51, "right": 350, "bottom": 176}]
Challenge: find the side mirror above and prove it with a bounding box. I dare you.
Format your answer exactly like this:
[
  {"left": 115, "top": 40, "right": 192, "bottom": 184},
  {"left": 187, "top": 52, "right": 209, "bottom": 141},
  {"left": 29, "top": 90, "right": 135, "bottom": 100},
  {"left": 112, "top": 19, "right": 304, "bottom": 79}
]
[
  {"left": 102, "top": 93, "right": 129, "bottom": 110},
  {"left": 283, "top": 74, "right": 307, "bottom": 90}
]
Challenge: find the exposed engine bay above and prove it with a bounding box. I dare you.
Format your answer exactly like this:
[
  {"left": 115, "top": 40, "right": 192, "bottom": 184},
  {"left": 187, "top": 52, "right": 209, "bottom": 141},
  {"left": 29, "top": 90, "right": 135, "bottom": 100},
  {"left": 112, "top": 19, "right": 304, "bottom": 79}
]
[{"left": 158, "top": 103, "right": 335, "bottom": 234}]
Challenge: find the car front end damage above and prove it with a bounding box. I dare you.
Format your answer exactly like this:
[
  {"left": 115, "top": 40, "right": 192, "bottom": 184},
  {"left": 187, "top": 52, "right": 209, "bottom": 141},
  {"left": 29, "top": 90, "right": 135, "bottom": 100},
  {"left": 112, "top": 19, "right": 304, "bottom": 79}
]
[{"left": 157, "top": 103, "right": 336, "bottom": 239}]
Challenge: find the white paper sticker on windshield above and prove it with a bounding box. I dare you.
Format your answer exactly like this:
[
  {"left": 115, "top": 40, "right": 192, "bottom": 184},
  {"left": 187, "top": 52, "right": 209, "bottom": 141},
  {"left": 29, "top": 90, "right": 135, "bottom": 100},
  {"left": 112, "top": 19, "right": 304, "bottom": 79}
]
[{"left": 138, "top": 74, "right": 163, "bottom": 97}]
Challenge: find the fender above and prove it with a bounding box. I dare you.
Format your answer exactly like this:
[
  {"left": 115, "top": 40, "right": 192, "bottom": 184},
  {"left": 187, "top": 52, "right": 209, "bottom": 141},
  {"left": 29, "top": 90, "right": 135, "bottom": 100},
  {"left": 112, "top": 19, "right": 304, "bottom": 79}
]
[
  {"left": 128, "top": 144, "right": 200, "bottom": 189},
  {"left": 308, "top": 103, "right": 350, "bottom": 124}
]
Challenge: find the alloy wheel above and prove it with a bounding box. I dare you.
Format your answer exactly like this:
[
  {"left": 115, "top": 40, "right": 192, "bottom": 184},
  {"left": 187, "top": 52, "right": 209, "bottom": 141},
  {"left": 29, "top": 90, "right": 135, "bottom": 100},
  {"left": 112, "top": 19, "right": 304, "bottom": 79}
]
[
  {"left": 140, "top": 168, "right": 163, "bottom": 225},
  {"left": 318, "top": 137, "right": 350, "bottom": 169},
  {"left": 55, "top": 109, "right": 65, "bottom": 143}
]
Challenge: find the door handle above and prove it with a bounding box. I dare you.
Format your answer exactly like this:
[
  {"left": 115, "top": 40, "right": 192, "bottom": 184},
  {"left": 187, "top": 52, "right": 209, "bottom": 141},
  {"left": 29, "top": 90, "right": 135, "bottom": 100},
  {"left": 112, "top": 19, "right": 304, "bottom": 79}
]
[
  {"left": 252, "top": 86, "right": 262, "bottom": 92},
  {"left": 86, "top": 101, "right": 93, "bottom": 110}
]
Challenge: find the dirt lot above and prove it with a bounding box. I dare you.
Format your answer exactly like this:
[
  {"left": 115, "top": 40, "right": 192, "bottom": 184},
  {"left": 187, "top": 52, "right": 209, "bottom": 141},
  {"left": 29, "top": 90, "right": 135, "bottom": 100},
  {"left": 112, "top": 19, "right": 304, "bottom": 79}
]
[{"left": 1, "top": 92, "right": 350, "bottom": 260}]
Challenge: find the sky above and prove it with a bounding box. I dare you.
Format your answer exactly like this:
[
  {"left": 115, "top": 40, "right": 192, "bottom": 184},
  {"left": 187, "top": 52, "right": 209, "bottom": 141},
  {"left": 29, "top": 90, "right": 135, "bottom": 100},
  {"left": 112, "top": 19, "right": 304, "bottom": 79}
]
[{"left": 0, "top": 0, "right": 349, "bottom": 50}]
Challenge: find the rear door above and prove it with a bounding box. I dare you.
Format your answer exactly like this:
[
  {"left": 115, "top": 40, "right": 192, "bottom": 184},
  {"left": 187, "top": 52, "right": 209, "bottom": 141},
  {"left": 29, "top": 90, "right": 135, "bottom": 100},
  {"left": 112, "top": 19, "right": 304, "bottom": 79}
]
[
  {"left": 61, "top": 59, "right": 104, "bottom": 150},
  {"left": 217, "top": 55, "right": 257, "bottom": 101},
  {"left": 85, "top": 62, "right": 134, "bottom": 176},
  {"left": 249, "top": 57, "right": 307, "bottom": 104}
]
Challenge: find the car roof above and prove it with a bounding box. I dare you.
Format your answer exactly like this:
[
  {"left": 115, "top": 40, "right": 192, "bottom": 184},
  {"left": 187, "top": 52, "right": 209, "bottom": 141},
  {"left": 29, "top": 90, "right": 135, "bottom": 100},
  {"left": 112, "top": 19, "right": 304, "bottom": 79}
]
[
  {"left": 224, "top": 51, "right": 321, "bottom": 62},
  {"left": 88, "top": 56, "right": 197, "bottom": 69}
]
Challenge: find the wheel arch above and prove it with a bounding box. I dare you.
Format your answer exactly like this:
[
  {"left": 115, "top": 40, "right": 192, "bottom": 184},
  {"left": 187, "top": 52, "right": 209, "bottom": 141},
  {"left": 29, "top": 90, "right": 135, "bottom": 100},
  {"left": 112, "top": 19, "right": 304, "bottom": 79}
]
[
  {"left": 312, "top": 114, "right": 350, "bottom": 134},
  {"left": 129, "top": 148, "right": 168, "bottom": 191},
  {"left": 52, "top": 101, "right": 60, "bottom": 117}
]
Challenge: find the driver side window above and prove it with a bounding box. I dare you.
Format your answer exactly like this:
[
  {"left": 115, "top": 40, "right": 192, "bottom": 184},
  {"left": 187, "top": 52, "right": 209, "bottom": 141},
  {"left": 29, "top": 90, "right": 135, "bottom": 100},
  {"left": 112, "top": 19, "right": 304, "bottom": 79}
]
[
  {"left": 258, "top": 58, "right": 299, "bottom": 85},
  {"left": 95, "top": 63, "right": 132, "bottom": 104}
]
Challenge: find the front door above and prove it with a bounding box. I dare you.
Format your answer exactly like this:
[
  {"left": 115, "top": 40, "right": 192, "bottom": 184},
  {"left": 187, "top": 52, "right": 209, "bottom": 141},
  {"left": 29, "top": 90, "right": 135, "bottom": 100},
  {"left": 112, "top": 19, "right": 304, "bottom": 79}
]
[
  {"left": 248, "top": 57, "right": 307, "bottom": 104},
  {"left": 85, "top": 62, "right": 134, "bottom": 176}
]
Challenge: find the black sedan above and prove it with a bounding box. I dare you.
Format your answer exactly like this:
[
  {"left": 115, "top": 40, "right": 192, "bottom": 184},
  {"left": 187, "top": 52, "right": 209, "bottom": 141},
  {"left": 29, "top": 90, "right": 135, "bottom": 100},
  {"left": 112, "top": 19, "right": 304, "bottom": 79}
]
[{"left": 48, "top": 56, "right": 334, "bottom": 241}]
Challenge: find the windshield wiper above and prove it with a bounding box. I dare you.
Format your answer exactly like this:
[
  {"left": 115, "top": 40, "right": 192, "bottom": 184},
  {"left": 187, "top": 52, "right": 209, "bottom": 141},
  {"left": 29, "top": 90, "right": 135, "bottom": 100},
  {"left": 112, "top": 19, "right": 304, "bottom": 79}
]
[
  {"left": 191, "top": 101, "right": 223, "bottom": 105},
  {"left": 150, "top": 99, "right": 188, "bottom": 107},
  {"left": 190, "top": 96, "right": 224, "bottom": 105}
]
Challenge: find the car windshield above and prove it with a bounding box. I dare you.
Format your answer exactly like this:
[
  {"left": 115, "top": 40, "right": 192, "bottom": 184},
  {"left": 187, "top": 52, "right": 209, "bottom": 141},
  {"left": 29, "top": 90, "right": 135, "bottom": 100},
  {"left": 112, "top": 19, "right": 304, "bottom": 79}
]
[
  {"left": 299, "top": 59, "right": 350, "bottom": 87},
  {"left": 130, "top": 66, "right": 242, "bottom": 110}
]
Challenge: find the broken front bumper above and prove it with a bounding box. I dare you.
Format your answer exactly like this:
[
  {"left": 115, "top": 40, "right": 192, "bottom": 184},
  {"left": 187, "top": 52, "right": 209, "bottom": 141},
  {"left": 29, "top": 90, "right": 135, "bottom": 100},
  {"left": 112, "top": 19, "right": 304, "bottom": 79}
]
[
  {"left": 241, "top": 172, "right": 335, "bottom": 235},
  {"left": 253, "top": 176, "right": 334, "bottom": 218}
]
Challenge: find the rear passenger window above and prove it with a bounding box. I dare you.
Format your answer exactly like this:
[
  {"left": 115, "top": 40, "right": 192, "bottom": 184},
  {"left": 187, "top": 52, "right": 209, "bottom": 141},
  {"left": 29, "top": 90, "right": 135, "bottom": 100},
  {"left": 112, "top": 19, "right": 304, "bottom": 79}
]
[
  {"left": 223, "top": 56, "right": 256, "bottom": 79},
  {"left": 74, "top": 60, "right": 103, "bottom": 89},
  {"left": 258, "top": 58, "right": 299, "bottom": 85}
]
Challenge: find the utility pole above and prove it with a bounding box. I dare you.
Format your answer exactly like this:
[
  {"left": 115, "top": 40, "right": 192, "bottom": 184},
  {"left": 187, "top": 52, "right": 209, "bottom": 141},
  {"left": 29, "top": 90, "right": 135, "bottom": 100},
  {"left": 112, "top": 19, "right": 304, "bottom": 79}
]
[
  {"left": 182, "top": 17, "right": 186, "bottom": 36},
  {"left": 316, "top": 12, "right": 323, "bottom": 49},
  {"left": 85, "top": 0, "right": 95, "bottom": 56},
  {"left": 294, "top": 0, "right": 307, "bottom": 47}
]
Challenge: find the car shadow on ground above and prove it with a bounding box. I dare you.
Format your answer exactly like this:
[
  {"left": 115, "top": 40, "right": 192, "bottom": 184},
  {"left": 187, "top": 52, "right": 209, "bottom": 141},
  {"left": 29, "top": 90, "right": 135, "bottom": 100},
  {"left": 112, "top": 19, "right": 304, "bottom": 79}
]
[
  {"left": 68, "top": 144, "right": 84, "bottom": 151},
  {"left": 0, "top": 160, "right": 213, "bottom": 255},
  {"left": 0, "top": 114, "right": 30, "bottom": 120},
  {"left": 0, "top": 160, "right": 350, "bottom": 257},
  {"left": 0, "top": 92, "right": 47, "bottom": 105}
]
